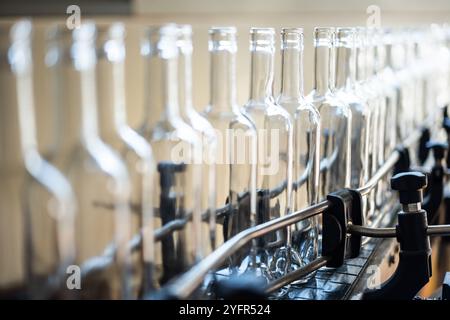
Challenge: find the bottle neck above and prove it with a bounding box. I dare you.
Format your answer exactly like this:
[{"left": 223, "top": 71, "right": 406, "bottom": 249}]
[
  {"left": 313, "top": 44, "right": 332, "bottom": 95},
  {"left": 209, "top": 44, "right": 238, "bottom": 113},
  {"left": 335, "top": 44, "right": 353, "bottom": 90},
  {"left": 280, "top": 44, "right": 304, "bottom": 99},
  {"left": 2, "top": 34, "right": 38, "bottom": 161},
  {"left": 366, "top": 44, "right": 376, "bottom": 78},
  {"left": 97, "top": 41, "right": 128, "bottom": 140},
  {"left": 144, "top": 47, "right": 180, "bottom": 128},
  {"left": 249, "top": 44, "right": 274, "bottom": 102},
  {"left": 385, "top": 43, "right": 393, "bottom": 68},
  {"left": 356, "top": 44, "right": 366, "bottom": 82},
  {"left": 80, "top": 67, "right": 101, "bottom": 143},
  {"left": 179, "top": 42, "right": 196, "bottom": 118}
]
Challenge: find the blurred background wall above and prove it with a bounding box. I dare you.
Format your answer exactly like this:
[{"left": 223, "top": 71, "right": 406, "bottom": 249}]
[{"left": 0, "top": 0, "right": 449, "bottom": 155}]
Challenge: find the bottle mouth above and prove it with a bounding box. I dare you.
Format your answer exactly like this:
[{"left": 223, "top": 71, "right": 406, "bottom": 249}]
[
  {"left": 73, "top": 21, "right": 96, "bottom": 43},
  {"left": 72, "top": 22, "right": 98, "bottom": 70},
  {"left": 142, "top": 23, "right": 179, "bottom": 59},
  {"left": 335, "top": 27, "right": 355, "bottom": 47},
  {"left": 250, "top": 27, "right": 275, "bottom": 46},
  {"left": 354, "top": 27, "right": 367, "bottom": 48},
  {"left": 177, "top": 24, "right": 193, "bottom": 54},
  {"left": 281, "top": 27, "right": 303, "bottom": 50},
  {"left": 208, "top": 26, "right": 237, "bottom": 52},
  {"left": 314, "top": 27, "right": 334, "bottom": 46},
  {"left": 6, "top": 19, "right": 33, "bottom": 74}
]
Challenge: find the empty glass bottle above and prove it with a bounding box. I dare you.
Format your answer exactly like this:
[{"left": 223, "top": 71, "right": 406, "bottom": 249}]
[
  {"left": 333, "top": 28, "right": 370, "bottom": 192},
  {"left": 95, "top": 23, "right": 156, "bottom": 297},
  {"left": 177, "top": 25, "right": 218, "bottom": 256},
  {"left": 202, "top": 27, "right": 258, "bottom": 274},
  {"left": 0, "top": 20, "right": 76, "bottom": 299},
  {"left": 366, "top": 28, "right": 387, "bottom": 212},
  {"left": 45, "top": 22, "right": 133, "bottom": 299},
  {"left": 276, "top": 28, "right": 319, "bottom": 281},
  {"left": 139, "top": 24, "right": 203, "bottom": 285},
  {"left": 307, "top": 27, "right": 352, "bottom": 201},
  {"left": 243, "top": 27, "right": 293, "bottom": 278},
  {"left": 354, "top": 27, "right": 378, "bottom": 222},
  {"left": 381, "top": 29, "right": 399, "bottom": 161}
]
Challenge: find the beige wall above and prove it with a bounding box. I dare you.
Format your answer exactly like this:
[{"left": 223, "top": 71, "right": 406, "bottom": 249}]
[{"left": 4, "top": 0, "right": 450, "bottom": 154}]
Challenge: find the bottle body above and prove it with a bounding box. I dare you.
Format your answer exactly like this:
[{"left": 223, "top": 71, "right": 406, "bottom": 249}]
[
  {"left": 308, "top": 28, "right": 352, "bottom": 201},
  {"left": 140, "top": 25, "right": 202, "bottom": 285},
  {"left": 0, "top": 20, "right": 76, "bottom": 298},
  {"left": 177, "top": 25, "right": 218, "bottom": 256},
  {"left": 203, "top": 27, "right": 257, "bottom": 272},
  {"left": 276, "top": 28, "right": 319, "bottom": 280},
  {"left": 244, "top": 28, "right": 293, "bottom": 274},
  {"left": 96, "top": 23, "right": 156, "bottom": 297},
  {"left": 46, "top": 23, "right": 133, "bottom": 299}
]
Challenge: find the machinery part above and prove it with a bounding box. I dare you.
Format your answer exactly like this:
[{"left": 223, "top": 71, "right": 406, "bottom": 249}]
[{"left": 363, "top": 172, "right": 432, "bottom": 300}]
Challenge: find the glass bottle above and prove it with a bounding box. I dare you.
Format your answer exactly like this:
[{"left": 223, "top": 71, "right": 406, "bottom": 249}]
[
  {"left": 243, "top": 27, "right": 293, "bottom": 278},
  {"left": 354, "top": 27, "right": 378, "bottom": 223},
  {"left": 45, "top": 22, "right": 133, "bottom": 299},
  {"left": 381, "top": 29, "right": 400, "bottom": 160},
  {"left": 177, "top": 25, "right": 218, "bottom": 256},
  {"left": 367, "top": 28, "right": 388, "bottom": 211},
  {"left": 333, "top": 28, "right": 370, "bottom": 192},
  {"left": 95, "top": 23, "right": 156, "bottom": 297},
  {"left": 276, "top": 28, "right": 319, "bottom": 280},
  {"left": 139, "top": 24, "right": 203, "bottom": 285},
  {"left": 307, "top": 27, "right": 352, "bottom": 201},
  {"left": 202, "top": 27, "right": 258, "bottom": 274},
  {"left": 397, "top": 30, "right": 415, "bottom": 144},
  {"left": 0, "top": 20, "right": 76, "bottom": 298}
]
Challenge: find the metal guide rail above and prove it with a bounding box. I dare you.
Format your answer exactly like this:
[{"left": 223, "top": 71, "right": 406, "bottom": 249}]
[{"left": 161, "top": 127, "right": 450, "bottom": 300}]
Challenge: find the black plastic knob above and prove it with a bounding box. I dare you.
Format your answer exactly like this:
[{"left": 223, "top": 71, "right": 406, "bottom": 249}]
[
  {"left": 391, "top": 171, "right": 428, "bottom": 205},
  {"left": 426, "top": 141, "right": 448, "bottom": 161}
]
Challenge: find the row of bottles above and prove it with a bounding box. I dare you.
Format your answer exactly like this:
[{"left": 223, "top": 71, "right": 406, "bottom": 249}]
[{"left": 1, "top": 19, "right": 449, "bottom": 299}]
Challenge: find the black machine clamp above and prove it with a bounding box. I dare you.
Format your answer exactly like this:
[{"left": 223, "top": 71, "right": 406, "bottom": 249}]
[
  {"left": 322, "top": 189, "right": 363, "bottom": 268},
  {"left": 363, "top": 172, "right": 432, "bottom": 300}
]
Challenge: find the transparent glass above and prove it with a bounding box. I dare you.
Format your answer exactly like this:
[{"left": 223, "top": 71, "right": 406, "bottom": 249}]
[
  {"left": 139, "top": 24, "right": 202, "bottom": 286},
  {"left": 202, "top": 27, "right": 257, "bottom": 274},
  {"left": 243, "top": 28, "right": 293, "bottom": 279},
  {"left": 45, "top": 23, "right": 133, "bottom": 299},
  {"left": 96, "top": 23, "right": 156, "bottom": 297},
  {"left": 177, "top": 25, "right": 218, "bottom": 256},
  {"left": 381, "top": 30, "right": 400, "bottom": 160},
  {"left": 366, "top": 29, "right": 388, "bottom": 214},
  {"left": 396, "top": 30, "right": 416, "bottom": 143},
  {"left": 276, "top": 28, "right": 319, "bottom": 281},
  {"left": 0, "top": 20, "right": 76, "bottom": 298},
  {"left": 334, "top": 28, "right": 370, "bottom": 192},
  {"left": 353, "top": 28, "right": 379, "bottom": 223},
  {"left": 307, "top": 27, "right": 352, "bottom": 201}
]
